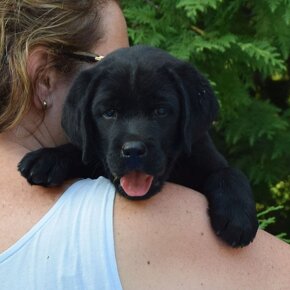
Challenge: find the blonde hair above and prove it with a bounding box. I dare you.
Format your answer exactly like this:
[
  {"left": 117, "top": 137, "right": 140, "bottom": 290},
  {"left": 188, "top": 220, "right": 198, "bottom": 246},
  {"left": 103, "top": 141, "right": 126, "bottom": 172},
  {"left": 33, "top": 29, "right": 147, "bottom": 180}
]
[{"left": 0, "top": 0, "right": 118, "bottom": 132}]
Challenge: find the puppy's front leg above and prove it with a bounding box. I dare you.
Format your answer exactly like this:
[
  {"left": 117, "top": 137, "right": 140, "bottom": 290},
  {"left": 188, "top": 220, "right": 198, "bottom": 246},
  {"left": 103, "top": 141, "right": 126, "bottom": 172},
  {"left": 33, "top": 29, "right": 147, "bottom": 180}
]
[
  {"left": 174, "top": 133, "right": 258, "bottom": 247},
  {"left": 203, "top": 166, "right": 258, "bottom": 247},
  {"left": 18, "top": 143, "right": 98, "bottom": 186}
]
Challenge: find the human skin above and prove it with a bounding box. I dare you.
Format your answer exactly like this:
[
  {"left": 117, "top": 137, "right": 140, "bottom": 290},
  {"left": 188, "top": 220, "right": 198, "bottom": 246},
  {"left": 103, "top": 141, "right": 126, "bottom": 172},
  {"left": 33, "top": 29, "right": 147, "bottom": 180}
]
[
  {"left": 0, "top": 1, "right": 290, "bottom": 289},
  {"left": 115, "top": 182, "right": 290, "bottom": 289}
]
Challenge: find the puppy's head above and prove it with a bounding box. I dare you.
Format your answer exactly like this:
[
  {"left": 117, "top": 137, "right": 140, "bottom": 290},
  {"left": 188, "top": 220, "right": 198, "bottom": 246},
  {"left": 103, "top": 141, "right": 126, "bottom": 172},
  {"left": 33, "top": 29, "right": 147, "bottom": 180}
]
[{"left": 62, "top": 45, "right": 218, "bottom": 199}]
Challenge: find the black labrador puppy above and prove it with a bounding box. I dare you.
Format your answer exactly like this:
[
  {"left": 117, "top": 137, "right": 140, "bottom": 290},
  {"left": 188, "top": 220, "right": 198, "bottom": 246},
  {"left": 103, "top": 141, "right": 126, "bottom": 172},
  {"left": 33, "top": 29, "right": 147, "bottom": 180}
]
[{"left": 19, "top": 45, "right": 258, "bottom": 247}]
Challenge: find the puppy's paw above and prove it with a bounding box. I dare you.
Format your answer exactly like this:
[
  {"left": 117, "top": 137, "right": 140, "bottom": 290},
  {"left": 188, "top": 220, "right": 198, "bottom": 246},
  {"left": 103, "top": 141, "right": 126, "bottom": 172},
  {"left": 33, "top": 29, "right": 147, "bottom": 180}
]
[
  {"left": 18, "top": 147, "right": 73, "bottom": 187},
  {"left": 208, "top": 202, "right": 258, "bottom": 247},
  {"left": 204, "top": 167, "right": 258, "bottom": 247}
]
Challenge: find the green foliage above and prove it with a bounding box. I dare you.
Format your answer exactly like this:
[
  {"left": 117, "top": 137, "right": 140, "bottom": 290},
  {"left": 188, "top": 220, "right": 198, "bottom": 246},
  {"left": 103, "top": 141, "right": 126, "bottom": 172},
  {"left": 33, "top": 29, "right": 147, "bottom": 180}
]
[
  {"left": 176, "top": 0, "right": 222, "bottom": 21},
  {"left": 258, "top": 206, "right": 290, "bottom": 243},
  {"left": 122, "top": 0, "right": 290, "bottom": 234},
  {"left": 271, "top": 176, "right": 290, "bottom": 215},
  {"left": 258, "top": 205, "right": 284, "bottom": 230}
]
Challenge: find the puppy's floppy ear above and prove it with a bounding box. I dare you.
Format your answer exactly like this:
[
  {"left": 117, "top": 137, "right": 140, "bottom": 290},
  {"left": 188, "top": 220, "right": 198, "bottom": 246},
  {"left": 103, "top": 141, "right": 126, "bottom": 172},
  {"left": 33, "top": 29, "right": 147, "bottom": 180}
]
[
  {"left": 61, "top": 67, "right": 102, "bottom": 164},
  {"left": 167, "top": 62, "right": 219, "bottom": 154}
]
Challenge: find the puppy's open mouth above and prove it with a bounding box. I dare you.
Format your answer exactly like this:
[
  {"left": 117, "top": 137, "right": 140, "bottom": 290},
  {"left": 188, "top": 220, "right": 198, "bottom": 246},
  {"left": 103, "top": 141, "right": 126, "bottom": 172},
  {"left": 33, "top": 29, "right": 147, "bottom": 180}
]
[{"left": 119, "top": 171, "right": 154, "bottom": 198}]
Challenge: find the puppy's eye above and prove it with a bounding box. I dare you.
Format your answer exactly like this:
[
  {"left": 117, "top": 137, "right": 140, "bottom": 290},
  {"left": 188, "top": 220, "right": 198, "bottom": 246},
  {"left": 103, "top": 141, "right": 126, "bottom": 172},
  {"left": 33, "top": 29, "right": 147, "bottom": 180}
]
[
  {"left": 102, "top": 109, "right": 117, "bottom": 119},
  {"left": 154, "top": 107, "right": 169, "bottom": 117}
]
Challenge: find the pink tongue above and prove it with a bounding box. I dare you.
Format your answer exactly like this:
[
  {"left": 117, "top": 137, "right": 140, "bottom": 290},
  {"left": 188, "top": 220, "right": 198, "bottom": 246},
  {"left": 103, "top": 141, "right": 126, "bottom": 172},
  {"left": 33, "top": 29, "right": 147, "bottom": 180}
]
[{"left": 120, "top": 171, "right": 154, "bottom": 197}]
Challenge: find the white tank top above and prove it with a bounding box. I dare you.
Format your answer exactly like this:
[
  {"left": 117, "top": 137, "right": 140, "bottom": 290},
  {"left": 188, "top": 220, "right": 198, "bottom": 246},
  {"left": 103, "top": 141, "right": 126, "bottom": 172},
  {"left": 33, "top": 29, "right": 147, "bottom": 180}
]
[{"left": 0, "top": 177, "right": 123, "bottom": 290}]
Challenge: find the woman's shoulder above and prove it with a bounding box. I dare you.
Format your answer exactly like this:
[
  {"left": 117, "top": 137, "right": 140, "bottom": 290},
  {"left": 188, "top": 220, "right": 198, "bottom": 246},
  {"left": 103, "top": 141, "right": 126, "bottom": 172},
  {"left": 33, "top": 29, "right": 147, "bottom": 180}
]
[{"left": 114, "top": 182, "right": 290, "bottom": 290}]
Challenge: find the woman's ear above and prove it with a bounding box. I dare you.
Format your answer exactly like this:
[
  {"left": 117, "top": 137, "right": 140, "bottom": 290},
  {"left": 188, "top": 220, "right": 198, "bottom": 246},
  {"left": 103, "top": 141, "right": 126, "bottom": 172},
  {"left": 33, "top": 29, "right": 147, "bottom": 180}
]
[{"left": 27, "top": 47, "right": 55, "bottom": 110}]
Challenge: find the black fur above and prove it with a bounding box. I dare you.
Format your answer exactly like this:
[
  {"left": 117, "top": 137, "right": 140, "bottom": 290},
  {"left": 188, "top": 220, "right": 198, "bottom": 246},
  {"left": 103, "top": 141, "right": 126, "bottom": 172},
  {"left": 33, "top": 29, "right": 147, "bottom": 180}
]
[{"left": 18, "top": 45, "right": 258, "bottom": 247}]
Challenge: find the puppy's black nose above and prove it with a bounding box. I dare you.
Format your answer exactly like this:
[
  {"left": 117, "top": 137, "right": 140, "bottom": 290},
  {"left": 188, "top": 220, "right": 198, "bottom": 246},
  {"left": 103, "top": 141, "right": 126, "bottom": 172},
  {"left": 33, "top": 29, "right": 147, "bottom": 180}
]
[{"left": 121, "top": 141, "right": 147, "bottom": 158}]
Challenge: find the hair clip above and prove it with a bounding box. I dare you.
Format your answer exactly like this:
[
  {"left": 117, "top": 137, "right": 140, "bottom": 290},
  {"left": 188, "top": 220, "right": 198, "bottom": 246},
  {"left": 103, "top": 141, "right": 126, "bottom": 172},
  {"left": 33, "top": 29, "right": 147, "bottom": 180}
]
[{"left": 62, "top": 51, "right": 104, "bottom": 63}]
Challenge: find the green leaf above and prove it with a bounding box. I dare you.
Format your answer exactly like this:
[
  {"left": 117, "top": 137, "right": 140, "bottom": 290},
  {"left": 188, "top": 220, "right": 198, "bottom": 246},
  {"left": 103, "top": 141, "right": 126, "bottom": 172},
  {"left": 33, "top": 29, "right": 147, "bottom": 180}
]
[
  {"left": 237, "top": 40, "right": 286, "bottom": 74},
  {"left": 176, "top": 0, "right": 222, "bottom": 21}
]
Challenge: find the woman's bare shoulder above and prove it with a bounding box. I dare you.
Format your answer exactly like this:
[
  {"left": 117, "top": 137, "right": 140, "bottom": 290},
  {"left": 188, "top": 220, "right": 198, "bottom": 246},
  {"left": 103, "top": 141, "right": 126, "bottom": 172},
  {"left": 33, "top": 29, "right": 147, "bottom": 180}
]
[{"left": 114, "top": 182, "right": 290, "bottom": 290}]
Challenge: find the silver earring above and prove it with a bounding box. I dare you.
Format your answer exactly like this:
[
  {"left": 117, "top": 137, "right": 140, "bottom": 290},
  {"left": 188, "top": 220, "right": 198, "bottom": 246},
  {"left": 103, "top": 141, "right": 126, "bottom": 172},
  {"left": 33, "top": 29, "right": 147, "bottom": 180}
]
[{"left": 42, "top": 100, "right": 48, "bottom": 110}]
